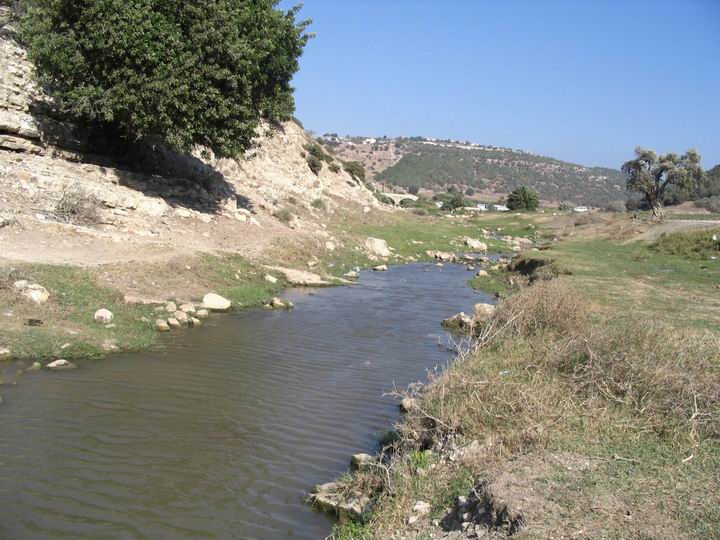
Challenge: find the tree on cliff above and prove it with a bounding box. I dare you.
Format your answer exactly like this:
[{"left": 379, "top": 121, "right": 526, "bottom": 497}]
[
  {"left": 507, "top": 186, "right": 539, "bottom": 211},
  {"left": 19, "top": 0, "right": 311, "bottom": 158},
  {"left": 622, "top": 147, "right": 704, "bottom": 218}
]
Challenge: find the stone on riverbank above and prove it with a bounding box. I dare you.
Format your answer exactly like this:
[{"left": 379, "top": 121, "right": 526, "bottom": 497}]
[
  {"left": 165, "top": 302, "right": 177, "bottom": 313},
  {"left": 364, "top": 237, "right": 392, "bottom": 258},
  {"left": 167, "top": 318, "right": 181, "bottom": 329},
  {"left": 350, "top": 453, "right": 375, "bottom": 471},
  {"left": 264, "top": 274, "right": 278, "bottom": 284},
  {"left": 0, "top": 347, "right": 11, "bottom": 360},
  {"left": 179, "top": 303, "right": 196, "bottom": 314},
  {"left": 202, "top": 293, "right": 232, "bottom": 311},
  {"left": 190, "top": 317, "right": 201, "bottom": 327},
  {"left": 400, "top": 397, "right": 416, "bottom": 413},
  {"left": 94, "top": 309, "right": 114, "bottom": 324},
  {"left": 373, "top": 264, "right": 388, "bottom": 271},
  {"left": 46, "top": 359, "right": 76, "bottom": 371},
  {"left": 14, "top": 281, "right": 49, "bottom": 304},
  {"left": 476, "top": 270, "right": 490, "bottom": 277},
  {"left": 155, "top": 319, "right": 171, "bottom": 332},
  {"left": 465, "top": 238, "right": 488, "bottom": 252},
  {"left": 344, "top": 271, "right": 359, "bottom": 279},
  {"left": 309, "top": 482, "right": 372, "bottom": 524},
  {"left": 172, "top": 311, "right": 190, "bottom": 326},
  {"left": 473, "top": 303, "right": 496, "bottom": 323},
  {"left": 195, "top": 309, "right": 209, "bottom": 320},
  {"left": 427, "top": 250, "right": 456, "bottom": 262}
]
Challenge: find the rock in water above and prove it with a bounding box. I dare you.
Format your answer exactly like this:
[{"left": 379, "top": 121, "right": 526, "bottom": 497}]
[
  {"left": 202, "top": 293, "right": 232, "bottom": 311},
  {"left": 194, "top": 309, "right": 209, "bottom": 320},
  {"left": 167, "top": 318, "right": 182, "bottom": 329},
  {"left": 373, "top": 264, "right": 388, "bottom": 271},
  {"left": 172, "top": 311, "right": 190, "bottom": 326},
  {"left": 364, "top": 237, "right": 392, "bottom": 257},
  {"left": 46, "top": 359, "right": 76, "bottom": 371},
  {"left": 442, "top": 312, "right": 474, "bottom": 332},
  {"left": 476, "top": 270, "right": 490, "bottom": 277},
  {"left": 179, "top": 303, "right": 196, "bottom": 314},
  {"left": 94, "top": 308, "right": 114, "bottom": 324}
]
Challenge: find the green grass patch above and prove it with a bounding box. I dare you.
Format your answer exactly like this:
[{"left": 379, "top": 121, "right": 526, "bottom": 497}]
[{"left": 654, "top": 226, "right": 720, "bottom": 259}]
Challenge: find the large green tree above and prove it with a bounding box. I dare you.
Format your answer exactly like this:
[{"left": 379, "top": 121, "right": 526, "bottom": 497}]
[
  {"left": 622, "top": 147, "right": 704, "bottom": 218},
  {"left": 507, "top": 186, "right": 539, "bottom": 211},
  {"left": 20, "top": 0, "right": 310, "bottom": 158}
]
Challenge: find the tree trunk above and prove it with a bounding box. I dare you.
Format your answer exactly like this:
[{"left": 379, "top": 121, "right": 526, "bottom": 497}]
[{"left": 651, "top": 200, "right": 665, "bottom": 220}]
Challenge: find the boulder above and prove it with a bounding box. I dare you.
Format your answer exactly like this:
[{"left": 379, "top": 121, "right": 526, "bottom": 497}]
[
  {"left": 190, "top": 317, "right": 201, "bottom": 327},
  {"left": 195, "top": 309, "right": 209, "bottom": 320},
  {"left": 476, "top": 270, "right": 490, "bottom": 278},
  {"left": 94, "top": 308, "right": 114, "bottom": 324},
  {"left": 364, "top": 237, "right": 392, "bottom": 257},
  {"left": 46, "top": 359, "right": 76, "bottom": 371},
  {"left": 373, "top": 264, "right": 388, "bottom": 272},
  {"left": 338, "top": 496, "right": 372, "bottom": 523},
  {"left": 178, "top": 303, "right": 196, "bottom": 314},
  {"left": 465, "top": 238, "right": 488, "bottom": 252},
  {"left": 442, "top": 312, "right": 474, "bottom": 332},
  {"left": 344, "top": 271, "right": 359, "bottom": 279},
  {"left": 264, "top": 274, "right": 278, "bottom": 284},
  {"left": 413, "top": 501, "right": 432, "bottom": 516},
  {"left": 350, "top": 453, "right": 375, "bottom": 471},
  {"left": 167, "top": 318, "right": 182, "bottom": 329},
  {"left": 202, "top": 293, "right": 232, "bottom": 311},
  {"left": 473, "top": 303, "right": 496, "bottom": 323},
  {"left": 270, "top": 297, "right": 286, "bottom": 309},
  {"left": 165, "top": 302, "right": 177, "bottom": 313},
  {"left": 155, "top": 319, "right": 171, "bottom": 332},
  {"left": 427, "top": 250, "right": 456, "bottom": 262},
  {"left": 0, "top": 347, "right": 11, "bottom": 360}
]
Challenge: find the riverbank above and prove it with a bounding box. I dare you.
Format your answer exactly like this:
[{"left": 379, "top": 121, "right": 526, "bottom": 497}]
[{"left": 326, "top": 217, "right": 720, "bottom": 539}]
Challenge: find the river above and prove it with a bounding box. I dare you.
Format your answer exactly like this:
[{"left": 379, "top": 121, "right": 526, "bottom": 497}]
[{"left": 0, "top": 263, "right": 494, "bottom": 539}]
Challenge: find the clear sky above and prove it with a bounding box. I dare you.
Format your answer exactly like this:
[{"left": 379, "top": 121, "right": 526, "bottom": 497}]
[{"left": 283, "top": 0, "right": 720, "bottom": 170}]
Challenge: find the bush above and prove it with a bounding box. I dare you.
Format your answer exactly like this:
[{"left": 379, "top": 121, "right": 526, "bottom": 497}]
[
  {"left": 307, "top": 155, "right": 322, "bottom": 175},
  {"left": 310, "top": 198, "right": 326, "bottom": 211},
  {"left": 20, "top": 0, "right": 310, "bottom": 158},
  {"left": 407, "top": 185, "right": 420, "bottom": 195},
  {"left": 605, "top": 200, "right": 626, "bottom": 212},
  {"left": 54, "top": 187, "right": 101, "bottom": 225},
  {"left": 465, "top": 187, "right": 475, "bottom": 196},
  {"left": 654, "top": 227, "right": 720, "bottom": 259},
  {"left": 507, "top": 186, "right": 539, "bottom": 211},
  {"left": 343, "top": 161, "right": 366, "bottom": 183},
  {"left": 273, "top": 208, "right": 294, "bottom": 225},
  {"left": 328, "top": 163, "right": 341, "bottom": 174},
  {"left": 558, "top": 201, "right": 574, "bottom": 211},
  {"left": 412, "top": 208, "right": 427, "bottom": 216},
  {"left": 695, "top": 196, "right": 720, "bottom": 213}
]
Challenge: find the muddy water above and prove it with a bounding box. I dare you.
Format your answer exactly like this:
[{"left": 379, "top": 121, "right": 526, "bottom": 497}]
[{"left": 0, "top": 263, "right": 493, "bottom": 539}]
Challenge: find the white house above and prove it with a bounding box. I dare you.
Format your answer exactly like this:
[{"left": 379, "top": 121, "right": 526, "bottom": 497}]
[
  {"left": 493, "top": 204, "right": 509, "bottom": 212},
  {"left": 573, "top": 206, "right": 589, "bottom": 213}
]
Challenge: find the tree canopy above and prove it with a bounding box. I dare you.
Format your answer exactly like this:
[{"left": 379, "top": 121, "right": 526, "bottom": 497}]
[
  {"left": 622, "top": 147, "right": 704, "bottom": 217},
  {"left": 507, "top": 186, "right": 539, "bottom": 211},
  {"left": 20, "top": 0, "right": 311, "bottom": 158}
]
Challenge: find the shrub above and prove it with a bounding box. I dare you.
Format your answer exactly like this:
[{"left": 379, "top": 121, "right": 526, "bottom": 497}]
[
  {"left": 695, "top": 196, "right": 720, "bottom": 213},
  {"left": 654, "top": 227, "right": 720, "bottom": 259},
  {"left": 310, "top": 198, "right": 326, "bottom": 211},
  {"left": 343, "top": 161, "right": 366, "bottom": 183},
  {"left": 272, "top": 208, "right": 293, "bottom": 225},
  {"left": 54, "top": 187, "right": 101, "bottom": 225},
  {"left": 507, "top": 186, "right": 539, "bottom": 211},
  {"left": 465, "top": 187, "right": 475, "bottom": 196},
  {"left": 558, "top": 201, "right": 574, "bottom": 211},
  {"left": 407, "top": 185, "right": 420, "bottom": 195},
  {"left": 307, "top": 155, "right": 323, "bottom": 175},
  {"left": 20, "top": 1, "right": 310, "bottom": 158},
  {"left": 605, "top": 200, "right": 627, "bottom": 212},
  {"left": 328, "top": 163, "right": 341, "bottom": 174}
]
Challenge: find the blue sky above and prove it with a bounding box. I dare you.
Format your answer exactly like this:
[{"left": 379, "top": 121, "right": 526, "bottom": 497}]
[{"left": 283, "top": 0, "right": 720, "bottom": 169}]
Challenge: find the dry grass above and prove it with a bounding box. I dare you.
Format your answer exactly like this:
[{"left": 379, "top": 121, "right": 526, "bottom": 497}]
[
  {"left": 53, "top": 186, "right": 102, "bottom": 225},
  {"left": 340, "top": 279, "right": 720, "bottom": 538}
]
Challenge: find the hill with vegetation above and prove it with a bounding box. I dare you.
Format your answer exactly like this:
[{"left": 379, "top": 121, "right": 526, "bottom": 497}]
[{"left": 327, "top": 136, "right": 628, "bottom": 206}]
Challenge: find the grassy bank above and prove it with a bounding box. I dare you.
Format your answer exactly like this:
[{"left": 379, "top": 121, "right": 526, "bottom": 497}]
[
  {"left": 330, "top": 223, "right": 720, "bottom": 539},
  {"left": 0, "top": 253, "right": 282, "bottom": 364}
]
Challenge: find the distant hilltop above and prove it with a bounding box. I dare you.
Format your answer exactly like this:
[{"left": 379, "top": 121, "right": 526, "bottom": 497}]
[{"left": 324, "top": 134, "right": 627, "bottom": 206}]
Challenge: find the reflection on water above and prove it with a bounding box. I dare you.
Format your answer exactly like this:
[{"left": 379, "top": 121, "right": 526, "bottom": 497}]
[{"left": 0, "top": 263, "right": 493, "bottom": 539}]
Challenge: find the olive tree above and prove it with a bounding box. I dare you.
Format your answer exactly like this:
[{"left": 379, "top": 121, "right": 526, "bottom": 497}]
[
  {"left": 622, "top": 147, "right": 704, "bottom": 218},
  {"left": 20, "top": 0, "right": 310, "bottom": 159}
]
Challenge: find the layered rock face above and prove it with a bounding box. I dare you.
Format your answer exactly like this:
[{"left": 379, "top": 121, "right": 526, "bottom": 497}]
[{"left": 0, "top": 19, "right": 380, "bottom": 265}]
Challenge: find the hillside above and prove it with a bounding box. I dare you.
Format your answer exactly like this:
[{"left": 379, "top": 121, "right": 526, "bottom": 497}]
[{"left": 327, "top": 135, "right": 627, "bottom": 206}]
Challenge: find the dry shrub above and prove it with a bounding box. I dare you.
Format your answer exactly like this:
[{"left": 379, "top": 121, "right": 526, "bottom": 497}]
[
  {"left": 493, "top": 279, "right": 591, "bottom": 337},
  {"left": 553, "top": 319, "right": 720, "bottom": 440},
  {"left": 54, "top": 186, "right": 101, "bottom": 225}
]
